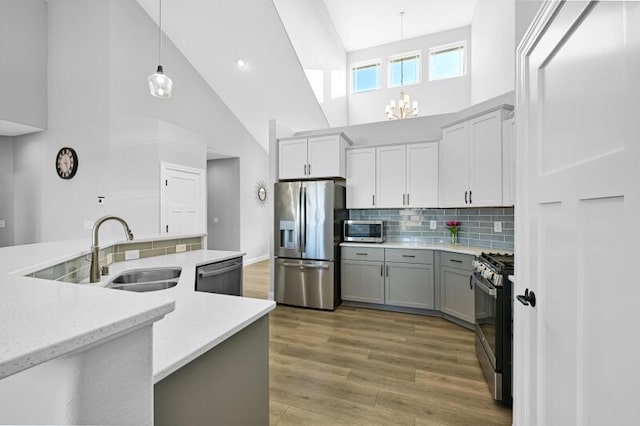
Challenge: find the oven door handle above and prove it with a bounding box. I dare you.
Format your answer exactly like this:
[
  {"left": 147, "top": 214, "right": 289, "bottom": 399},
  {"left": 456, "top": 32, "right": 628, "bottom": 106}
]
[{"left": 472, "top": 274, "right": 497, "bottom": 299}]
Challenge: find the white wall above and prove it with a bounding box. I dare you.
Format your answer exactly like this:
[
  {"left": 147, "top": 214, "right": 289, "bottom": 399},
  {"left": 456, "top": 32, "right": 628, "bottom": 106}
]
[
  {"left": 0, "top": 137, "right": 14, "bottom": 247},
  {"left": 470, "top": 0, "right": 515, "bottom": 104},
  {"left": 11, "top": 0, "right": 270, "bottom": 262},
  {"left": 516, "top": 1, "right": 544, "bottom": 46},
  {"left": 273, "top": 0, "right": 347, "bottom": 128},
  {"left": 0, "top": 0, "right": 47, "bottom": 130},
  {"left": 347, "top": 27, "right": 471, "bottom": 125}
]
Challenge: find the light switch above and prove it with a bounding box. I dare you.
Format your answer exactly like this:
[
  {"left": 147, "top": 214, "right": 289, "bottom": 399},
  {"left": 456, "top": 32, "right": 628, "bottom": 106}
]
[
  {"left": 429, "top": 220, "right": 437, "bottom": 230},
  {"left": 176, "top": 244, "right": 187, "bottom": 253},
  {"left": 494, "top": 221, "right": 503, "bottom": 233}
]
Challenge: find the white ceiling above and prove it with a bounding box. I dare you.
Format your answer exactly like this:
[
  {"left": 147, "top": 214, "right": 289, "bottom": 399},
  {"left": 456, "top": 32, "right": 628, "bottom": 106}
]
[
  {"left": 135, "top": 0, "right": 329, "bottom": 152},
  {"left": 322, "top": 0, "right": 478, "bottom": 52}
]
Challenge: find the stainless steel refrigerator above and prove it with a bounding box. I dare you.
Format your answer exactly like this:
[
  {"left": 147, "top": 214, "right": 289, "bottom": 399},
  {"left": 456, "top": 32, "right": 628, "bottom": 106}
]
[{"left": 274, "top": 180, "right": 346, "bottom": 310}]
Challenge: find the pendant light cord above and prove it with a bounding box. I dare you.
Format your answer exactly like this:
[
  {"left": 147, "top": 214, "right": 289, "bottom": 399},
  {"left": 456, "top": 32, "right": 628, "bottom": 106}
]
[
  {"left": 158, "top": 0, "right": 163, "bottom": 66},
  {"left": 400, "top": 11, "right": 404, "bottom": 87}
]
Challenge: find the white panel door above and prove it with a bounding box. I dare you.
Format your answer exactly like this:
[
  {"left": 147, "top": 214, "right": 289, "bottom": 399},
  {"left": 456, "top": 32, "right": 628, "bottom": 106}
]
[
  {"left": 469, "top": 110, "right": 503, "bottom": 207},
  {"left": 307, "top": 135, "right": 340, "bottom": 178},
  {"left": 164, "top": 167, "right": 202, "bottom": 235},
  {"left": 439, "top": 123, "right": 469, "bottom": 207},
  {"left": 346, "top": 148, "right": 376, "bottom": 209},
  {"left": 406, "top": 142, "right": 438, "bottom": 208},
  {"left": 278, "top": 138, "right": 308, "bottom": 180},
  {"left": 376, "top": 145, "right": 406, "bottom": 208},
  {"left": 516, "top": 2, "right": 640, "bottom": 424}
]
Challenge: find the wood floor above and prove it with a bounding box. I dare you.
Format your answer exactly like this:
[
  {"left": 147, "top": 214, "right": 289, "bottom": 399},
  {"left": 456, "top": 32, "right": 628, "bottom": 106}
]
[{"left": 243, "top": 260, "right": 512, "bottom": 426}]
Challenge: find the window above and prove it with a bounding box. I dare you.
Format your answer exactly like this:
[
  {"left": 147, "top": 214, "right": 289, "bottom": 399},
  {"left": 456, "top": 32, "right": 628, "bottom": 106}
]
[
  {"left": 429, "top": 43, "right": 466, "bottom": 81},
  {"left": 351, "top": 61, "right": 381, "bottom": 93},
  {"left": 388, "top": 51, "right": 421, "bottom": 87}
]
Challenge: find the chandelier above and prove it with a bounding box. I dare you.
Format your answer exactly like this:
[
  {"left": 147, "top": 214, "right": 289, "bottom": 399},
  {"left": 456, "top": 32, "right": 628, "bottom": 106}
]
[
  {"left": 385, "top": 12, "right": 418, "bottom": 120},
  {"left": 148, "top": 0, "right": 173, "bottom": 99}
]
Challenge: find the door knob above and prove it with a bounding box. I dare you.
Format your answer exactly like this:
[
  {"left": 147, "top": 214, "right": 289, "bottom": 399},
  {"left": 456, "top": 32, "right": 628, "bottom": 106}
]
[{"left": 516, "top": 289, "right": 536, "bottom": 307}]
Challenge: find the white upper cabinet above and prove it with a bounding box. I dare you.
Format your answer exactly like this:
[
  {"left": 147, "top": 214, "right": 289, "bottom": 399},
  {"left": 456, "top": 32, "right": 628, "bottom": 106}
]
[
  {"left": 278, "top": 138, "right": 308, "bottom": 180},
  {"left": 439, "top": 108, "right": 512, "bottom": 207},
  {"left": 347, "top": 142, "right": 439, "bottom": 209},
  {"left": 346, "top": 148, "right": 376, "bottom": 209},
  {"left": 406, "top": 143, "right": 439, "bottom": 208},
  {"left": 376, "top": 145, "right": 406, "bottom": 208},
  {"left": 439, "top": 123, "right": 470, "bottom": 207},
  {"left": 502, "top": 116, "right": 515, "bottom": 206},
  {"left": 278, "top": 133, "right": 351, "bottom": 180},
  {"left": 468, "top": 110, "right": 503, "bottom": 206}
]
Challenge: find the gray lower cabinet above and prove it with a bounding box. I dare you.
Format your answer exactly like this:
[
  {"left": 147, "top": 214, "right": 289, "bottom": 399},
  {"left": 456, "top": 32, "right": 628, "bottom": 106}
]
[
  {"left": 440, "top": 263, "right": 474, "bottom": 323},
  {"left": 341, "top": 259, "right": 384, "bottom": 304},
  {"left": 385, "top": 263, "right": 435, "bottom": 309}
]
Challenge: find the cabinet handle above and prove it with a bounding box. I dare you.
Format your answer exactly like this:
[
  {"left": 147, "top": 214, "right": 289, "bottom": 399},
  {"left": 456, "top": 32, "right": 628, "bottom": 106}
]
[
  {"left": 308, "top": 163, "right": 311, "bottom": 175},
  {"left": 464, "top": 191, "right": 468, "bottom": 204},
  {"left": 386, "top": 265, "right": 389, "bottom": 277},
  {"left": 469, "top": 190, "right": 472, "bottom": 204},
  {"left": 469, "top": 274, "right": 473, "bottom": 290},
  {"left": 372, "top": 194, "right": 375, "bottom": 206},
  {"left": 303, "top": 164, "right": 307, "bottom": 175},
  {"left": 380, "top": 264, "right": 383, "bottom": 276},
  {"left": 355, "top": 252, "right": 368, "bottom": 256},
  {"left": 450, "top": 259, "right": 463, "bottom": 263},
  {"left": 402, "top": 194, "right": 406, "bottom": 205},
  {"left": 407, "top": 193, "right": 410, "bottom": 205},
  {"left": 402, "top": 255, "right": 415, "bottom": 258}
]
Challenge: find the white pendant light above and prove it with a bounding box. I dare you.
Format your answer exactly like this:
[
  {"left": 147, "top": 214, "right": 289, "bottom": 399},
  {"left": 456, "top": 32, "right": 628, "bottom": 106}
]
[
  {"left": 386, "top": 11, "right": 418, "bottom": 120},
  {"left": 148, "top": 0, "right": 173, "bottom": 99}
]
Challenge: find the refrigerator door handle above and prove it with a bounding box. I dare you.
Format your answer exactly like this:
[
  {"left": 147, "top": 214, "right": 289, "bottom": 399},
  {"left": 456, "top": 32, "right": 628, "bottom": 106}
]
[
  {"left": 297, "top": 185, "right": 303, "bottom": 252},
  {"left": 302, "top": 186, "right": 307, "bottom": 252}
]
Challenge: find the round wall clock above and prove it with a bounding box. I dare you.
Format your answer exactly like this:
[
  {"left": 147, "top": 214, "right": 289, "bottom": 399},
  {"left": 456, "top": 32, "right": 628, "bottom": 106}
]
[{"left": 55, "top": 147, "right": 78, "bottom": 180}]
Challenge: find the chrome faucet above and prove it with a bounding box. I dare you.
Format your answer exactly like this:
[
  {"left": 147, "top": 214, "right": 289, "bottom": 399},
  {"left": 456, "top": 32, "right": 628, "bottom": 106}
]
[{"left": 89, "top": 215, "right": 134, "bottom": 283}]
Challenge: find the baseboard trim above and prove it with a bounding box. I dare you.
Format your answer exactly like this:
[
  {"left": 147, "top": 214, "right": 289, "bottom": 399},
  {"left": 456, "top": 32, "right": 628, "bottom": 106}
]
[{"left": 243, "top": 254, "right": 269, "bottom": 266}]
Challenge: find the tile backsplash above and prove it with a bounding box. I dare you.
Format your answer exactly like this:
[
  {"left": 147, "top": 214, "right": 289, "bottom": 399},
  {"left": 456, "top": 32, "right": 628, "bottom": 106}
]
[
  {"left": 29, "top": 236, "right": 204, "bottom": 283},
  {"left": 349, "top": 207, "right": 514, "bottom": 250}
]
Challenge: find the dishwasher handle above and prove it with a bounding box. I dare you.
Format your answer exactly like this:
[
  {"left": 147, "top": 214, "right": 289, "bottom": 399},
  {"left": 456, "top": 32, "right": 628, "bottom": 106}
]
[{"left": 198, "top": 262, "right": 242, "bottom": 278}]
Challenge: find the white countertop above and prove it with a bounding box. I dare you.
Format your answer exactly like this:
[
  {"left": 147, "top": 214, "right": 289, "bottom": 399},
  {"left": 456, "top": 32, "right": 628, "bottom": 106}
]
[
  {"left": 91, "top": 251, "right": 276, "bottom": 383},
  {"left": 0, "top": 239, "right": 275, "bottom": 384},
  {"left": 341, "top": 241, "right": 514, "bottom": 256}
]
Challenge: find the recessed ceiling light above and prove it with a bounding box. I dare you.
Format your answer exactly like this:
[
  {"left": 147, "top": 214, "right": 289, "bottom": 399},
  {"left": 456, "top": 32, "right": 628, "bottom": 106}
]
[{"left": 236, "top": 59, "right": 247, "bottom": 68}]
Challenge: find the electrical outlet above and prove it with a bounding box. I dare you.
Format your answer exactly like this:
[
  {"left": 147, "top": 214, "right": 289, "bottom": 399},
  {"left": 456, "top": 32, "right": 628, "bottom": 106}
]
[
  {"left": 125, "top": 250, "right": 140, "bottom": 260},
  {"left": 83, "top": 220, "right": 94, "bottom": 230},
  {"left": 494, "top": 221, "right": 503, "bottom": 233},
  {"left": 106, "top": 253, "right": 113, "bottom": 265},
  {"left": 97, "top": 196, "right": 105, "bottom": 205},
  {"left": 429, "top": 220, "right": 437, "bottom": 230},
  {"left": 0, "top": 220, "right": 5, "bottom": 228},
  {"left": 176, "top": 244, "right": 187, "bottom": 253}
]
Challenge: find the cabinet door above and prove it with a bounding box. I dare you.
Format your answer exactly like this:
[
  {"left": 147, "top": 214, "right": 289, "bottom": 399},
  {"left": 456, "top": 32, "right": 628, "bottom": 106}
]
[
  {"left": 376, "top": 145, "right": 406, "bottom": 208},
  {"left": 385, "top": 263, "right": 435, "bottom": 310},
  {"left": 279, "top": 138, "right": 308, "bottom": 180},
  {"left": 439, "top": 123, "right": 469, "bottom": 207},
  {"left": 346, "top": 148, "right": 376, "bottom": 209},
  {"left": 308, "top": 135, "right": 341, "bottom": 178},
  {"left": 406, "top": 143, "right": 438, "bottom": 208},
  {"left": 469, "top": 111, "right": 503, "bottom": 206},
  {"left": 341, "top": 260, "right": 384, "bottom": 304},
  {"left": 502, "top": 117, "right": 515, "bottom": 206},
  {"left": 440, "top": 266, "right": 474, "bottom": 323}
]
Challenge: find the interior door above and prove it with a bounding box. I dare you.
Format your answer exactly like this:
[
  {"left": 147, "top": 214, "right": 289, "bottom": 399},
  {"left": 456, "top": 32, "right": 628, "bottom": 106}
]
[
  {"left": 163, "top": 166, "right": 202, "bottom": 236},
  {"left": 516, "top": 1, "right": 640, "bottom": 424}
]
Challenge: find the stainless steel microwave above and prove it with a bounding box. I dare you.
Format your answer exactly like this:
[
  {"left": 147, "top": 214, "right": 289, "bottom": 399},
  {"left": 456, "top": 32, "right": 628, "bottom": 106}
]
[{"left": 343, "top": 220, "right": 385, "bottom": 243}]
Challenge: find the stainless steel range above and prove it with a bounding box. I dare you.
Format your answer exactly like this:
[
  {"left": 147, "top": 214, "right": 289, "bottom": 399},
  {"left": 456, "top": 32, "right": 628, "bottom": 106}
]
[{"left": 472, "top": 252, "right": 514, "bottom": 406}]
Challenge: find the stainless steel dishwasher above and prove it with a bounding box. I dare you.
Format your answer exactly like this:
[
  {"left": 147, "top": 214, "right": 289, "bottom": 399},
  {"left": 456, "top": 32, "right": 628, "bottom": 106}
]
[{"left": 195, "top": 257, "right": 243, "bottom": 296}]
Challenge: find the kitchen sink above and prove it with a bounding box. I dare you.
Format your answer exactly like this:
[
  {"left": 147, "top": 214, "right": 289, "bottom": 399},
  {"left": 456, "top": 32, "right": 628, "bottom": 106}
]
[{"left": 105, "top": 267, "right": 182, "bottom": 292}]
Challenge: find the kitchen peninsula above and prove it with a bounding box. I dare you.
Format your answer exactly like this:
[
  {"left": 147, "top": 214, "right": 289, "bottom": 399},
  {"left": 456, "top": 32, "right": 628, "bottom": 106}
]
[{"left": 0, "top": 236, "right": 275, "bottom": 425}]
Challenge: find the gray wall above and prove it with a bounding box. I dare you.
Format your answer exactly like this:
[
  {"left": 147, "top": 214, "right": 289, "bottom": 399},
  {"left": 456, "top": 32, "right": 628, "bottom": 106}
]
[
  {"left": 0, "top": 0, "right": 47, "bottom": 129},
  {"left": 0, "top": 137, "right": 14, "bottom": 247},
  {"left": 11, "top": 0, "right": 270, "bottom": 261},
  {"left": 207, "top": 159, "right": 240, "bottom": 251},
  {"left": 516, "top": 1, "right": 544, "bottom": 46}
]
